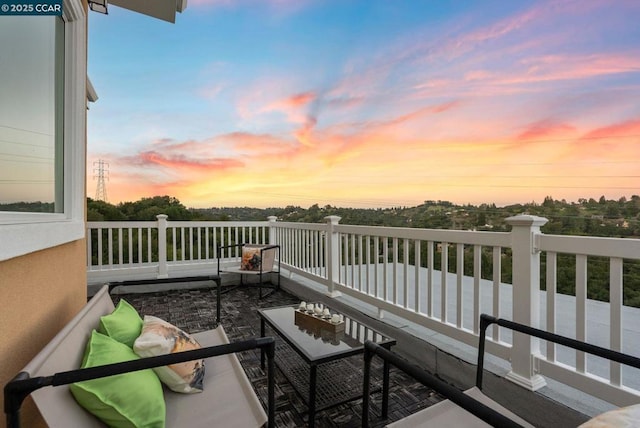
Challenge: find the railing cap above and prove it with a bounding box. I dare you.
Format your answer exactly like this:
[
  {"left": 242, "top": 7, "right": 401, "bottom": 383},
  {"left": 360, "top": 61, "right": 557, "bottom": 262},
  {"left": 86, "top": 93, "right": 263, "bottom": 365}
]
[
  {"left": 505, "top": 214, "right": 548, "bottom": 227},
  {"left": 324, "top": 215, "right": 341, "bottom": 225}
]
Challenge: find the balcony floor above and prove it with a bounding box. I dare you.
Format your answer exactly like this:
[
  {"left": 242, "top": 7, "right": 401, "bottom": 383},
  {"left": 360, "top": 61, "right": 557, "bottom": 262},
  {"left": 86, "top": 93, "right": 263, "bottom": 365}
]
[{"left": 114, "top": 285, "right": 443, "bottom": 427}]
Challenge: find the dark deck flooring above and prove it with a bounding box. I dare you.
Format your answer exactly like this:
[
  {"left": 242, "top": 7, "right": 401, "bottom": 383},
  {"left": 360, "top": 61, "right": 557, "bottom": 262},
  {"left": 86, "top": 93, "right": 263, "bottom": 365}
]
[{"left": 114, "top": 285, "right": 443, "bottom": 427}]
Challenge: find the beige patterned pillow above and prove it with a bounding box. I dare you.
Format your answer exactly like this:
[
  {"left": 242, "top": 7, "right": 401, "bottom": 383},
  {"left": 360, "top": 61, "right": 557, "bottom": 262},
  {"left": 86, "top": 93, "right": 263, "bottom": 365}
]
[
  {"left": 133, "top": 315, "right": 205, "bottom": 393},
  {"left": 241, "top": 245, "right": 262, "bottom": 271}
]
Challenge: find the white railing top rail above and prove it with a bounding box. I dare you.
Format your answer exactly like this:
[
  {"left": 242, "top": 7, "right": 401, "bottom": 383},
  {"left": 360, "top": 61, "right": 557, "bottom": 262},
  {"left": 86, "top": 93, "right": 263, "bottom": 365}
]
[
  {"left": 166, "top": 220, "right": 271, "bottom": 228},
  {"left": 88, "top": 220, "right": 158, "bottom": 228},
  {"left": 87, "top": 220, "right": 271, "bottom": 229},
  {"left": 538, "top": 233, "right": 640, "bottom": 259},
  {"left": 270, "top": 220, "right": 513, "bottom": 246},
  {"left": 268, "top": 221, "right": 328, "bottom": 232}
]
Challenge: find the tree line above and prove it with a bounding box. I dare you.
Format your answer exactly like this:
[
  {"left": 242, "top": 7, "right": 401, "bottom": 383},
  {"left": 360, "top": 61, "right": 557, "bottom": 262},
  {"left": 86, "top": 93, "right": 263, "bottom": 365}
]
[{"left": 5, "top": 194, "right": 640, "bottom": 306}]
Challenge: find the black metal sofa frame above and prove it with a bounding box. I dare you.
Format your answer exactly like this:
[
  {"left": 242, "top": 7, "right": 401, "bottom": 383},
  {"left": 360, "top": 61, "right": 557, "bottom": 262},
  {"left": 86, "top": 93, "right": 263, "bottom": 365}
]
[
  {"left": 3, "top": 283, "right": 275, "bottom": 428},
  {"left": 363, "top": 313, "right": 640, "bottom": 427},
  {"left": 106, "top": 275, "right": 222, "bottom": 324},
  {"left": 5, "top": 339, "right": 276, "bottom": 428}
]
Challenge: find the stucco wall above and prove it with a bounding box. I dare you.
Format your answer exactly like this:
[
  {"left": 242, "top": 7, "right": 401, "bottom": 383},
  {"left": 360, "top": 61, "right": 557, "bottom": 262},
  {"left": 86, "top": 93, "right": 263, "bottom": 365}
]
[{"left": 0, "top": 239, "right": 87, "bottom": 428}]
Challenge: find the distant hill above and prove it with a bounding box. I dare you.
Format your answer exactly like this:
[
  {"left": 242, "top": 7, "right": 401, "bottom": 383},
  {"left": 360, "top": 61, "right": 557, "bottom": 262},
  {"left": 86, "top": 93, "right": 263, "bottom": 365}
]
[
  {"left": 192, "top": 196, "right": 640, "bottom": 239},
  {"left": 3, "top": 195, "right": 638, "bottom": 238}
]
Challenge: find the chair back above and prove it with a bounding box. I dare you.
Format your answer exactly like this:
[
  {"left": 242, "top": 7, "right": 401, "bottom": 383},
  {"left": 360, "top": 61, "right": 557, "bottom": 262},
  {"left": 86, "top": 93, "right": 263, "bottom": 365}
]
[{"left": 240, "top": 244, "right": 276, "bottom": 272}]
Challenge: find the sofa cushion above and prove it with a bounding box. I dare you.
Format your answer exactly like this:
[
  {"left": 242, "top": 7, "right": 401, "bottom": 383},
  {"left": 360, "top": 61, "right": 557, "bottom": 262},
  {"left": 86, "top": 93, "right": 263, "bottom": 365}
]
[
  {"left": 133, "top": 315, "right": 205, "bottom": 393},
  {"left": 70, "top": 330, "right": 166, "bottom": 428},
  {"left": 98, "top": 299, "right": 143, "bottom": 348},
  {"left": 387, "top": 386, "right": 533, "bottom": 428},
  {"left": 164, "top": 327, "right": 268, "bottom": 428}
]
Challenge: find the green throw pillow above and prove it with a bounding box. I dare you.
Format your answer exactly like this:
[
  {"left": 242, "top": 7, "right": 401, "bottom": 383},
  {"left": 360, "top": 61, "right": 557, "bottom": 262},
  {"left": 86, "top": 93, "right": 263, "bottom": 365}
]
[
  {"left": 70, "top": 330, "right": 166, "bottom": 428},
  {"left": 98, "top": 299, "right": 143, "bottom": 348}
]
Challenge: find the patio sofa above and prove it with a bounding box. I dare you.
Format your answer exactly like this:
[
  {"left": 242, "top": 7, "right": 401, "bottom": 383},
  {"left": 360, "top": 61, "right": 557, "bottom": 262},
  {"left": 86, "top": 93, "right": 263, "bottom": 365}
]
[
  {"left": 4, "top": 284, "right": 275, "bottom": 428},
  {"left": 362, "top": 314, "right": 640, "bottom": 427}
]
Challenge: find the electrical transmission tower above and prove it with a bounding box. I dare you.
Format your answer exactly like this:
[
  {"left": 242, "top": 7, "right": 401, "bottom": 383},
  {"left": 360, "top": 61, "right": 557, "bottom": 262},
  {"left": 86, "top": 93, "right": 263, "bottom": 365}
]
[{"left": 93, "top": 159, "right": 109, "bottom": 202}]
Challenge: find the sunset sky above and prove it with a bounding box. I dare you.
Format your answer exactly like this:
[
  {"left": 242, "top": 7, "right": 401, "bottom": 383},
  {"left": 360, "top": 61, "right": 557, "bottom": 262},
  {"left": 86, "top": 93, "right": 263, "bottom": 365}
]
[{"left": 87, "top": 0, "right": 640, "bottom": 209}]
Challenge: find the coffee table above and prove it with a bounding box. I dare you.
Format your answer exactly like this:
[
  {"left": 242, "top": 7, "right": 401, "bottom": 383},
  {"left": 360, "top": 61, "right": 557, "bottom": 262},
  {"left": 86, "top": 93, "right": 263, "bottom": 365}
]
[{"left": 259, "top": 305, "right": 395, "bottom": 427}]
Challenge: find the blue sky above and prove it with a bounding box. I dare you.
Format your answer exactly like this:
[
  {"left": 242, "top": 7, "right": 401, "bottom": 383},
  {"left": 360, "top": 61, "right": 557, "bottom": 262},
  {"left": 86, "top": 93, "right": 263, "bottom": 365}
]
[{"left": 87, "top": 0, "right": 640, "bottom": 208}]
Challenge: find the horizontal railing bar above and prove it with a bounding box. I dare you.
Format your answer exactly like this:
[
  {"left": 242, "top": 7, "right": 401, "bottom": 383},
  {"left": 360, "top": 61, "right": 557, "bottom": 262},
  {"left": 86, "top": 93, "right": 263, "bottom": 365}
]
[
  {"left": 537, "top": 234, "right": 640, "bottom": 259},
  {"left": 334, "top": 224, "right": 511, "bottom": 246}
]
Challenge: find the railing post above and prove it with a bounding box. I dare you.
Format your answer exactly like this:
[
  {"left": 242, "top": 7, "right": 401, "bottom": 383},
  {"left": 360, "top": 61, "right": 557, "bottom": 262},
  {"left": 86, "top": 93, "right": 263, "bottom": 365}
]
[
  {"left": 267, "top": 216, "right": 277, "bottom": 246},
  {"left": 156, "top": 214, "right": 169, "bottom": 279},
  {"left": 505, "top": 214, "right": 548, "bottom": 390},
  {"left": 324, "top": 215, "right": 342, "bottom": 298}
]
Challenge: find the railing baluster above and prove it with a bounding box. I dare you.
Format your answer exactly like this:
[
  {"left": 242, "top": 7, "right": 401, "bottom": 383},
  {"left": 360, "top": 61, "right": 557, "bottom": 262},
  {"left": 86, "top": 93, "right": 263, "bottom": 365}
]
[
  {"left": 351, "top": 234, "right": 356, "bottom": 290},
  {"left": 147, "top": 227, "right": 152, "bottom": 262},
  {"left": 374, "top": 237, "right": 380, "bottom": 299},
  {"left": 576, "top": 254, "right": 587, "bottom": 373},
  {"left": 128, "top": 228, "right": 133, "bottom": 264},
  {"left": 358, "top": 234, "right": 364, "bottom": 292},
  {"left": 137, "top": 227, "right": 142, "bottom": 263},
  {"left": 392, "top": 237, "right": 398, "bottom": 305},
  {"left": 108, "top": 228, "right": 113, "bottom": 266},
  {"left": 427, "top": 240, "right": 434, "bottom": 317},
  {"left": 366, "top": 236, "right": 371, "bottom": 295},
  {"left": 414, "top": 240, "right": 421, "bottom": 313},
  {"left": 473, "top": 245, "right": 481, "bottom": 334},
  {"left": 205, "top": 227, "right": 209, "bottom": 260},
  {"left": 441, "top": 242, "right": 448, "bottom": 323},
  {"left": 97, "top": 228, "right": 103, "bottom": 268},
  {"left": 403, "top": 238, "right": 409, "bottom": 309},
  {"left": 546, "top": 251, "right": 557, "bottom": 361},
  {"left": 86, "top": 227, "right": 92, "bottom": 268},
  {"left": 456, "top": 243, "right": 464, "bottom": 328},
  {"left": 118, "top": 228, "right": 123, "bottom": 265},
  {"left": 610, "top": 257, "right": 623, "bottom": 386},
  {"left": 189, "top": 227, "right": 194, "bottom": 261},
  {"left": 492, "top": 246, "right": 501, "bottom": 341}
]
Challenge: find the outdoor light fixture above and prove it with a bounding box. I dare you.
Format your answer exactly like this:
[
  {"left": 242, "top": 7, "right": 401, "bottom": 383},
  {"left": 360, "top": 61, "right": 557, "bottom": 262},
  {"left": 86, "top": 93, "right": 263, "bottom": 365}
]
[{"left": 88, "top": 0, "right": 108, "bottom": 14}]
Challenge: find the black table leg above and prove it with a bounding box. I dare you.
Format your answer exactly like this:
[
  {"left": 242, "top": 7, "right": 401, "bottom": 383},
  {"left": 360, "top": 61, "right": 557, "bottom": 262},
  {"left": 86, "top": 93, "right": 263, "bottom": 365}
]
[
  {"left": 261, "top": 318, "right": 266, "bottom": 369},
  {"left": 215, "top": 278, "right": 221, "bottom": 325},
  {"left": 308, "top": 364, "right": 317, "bottom": 428},
  {"left": 382, "top": 358, "right": 390, "bottom": 418}
]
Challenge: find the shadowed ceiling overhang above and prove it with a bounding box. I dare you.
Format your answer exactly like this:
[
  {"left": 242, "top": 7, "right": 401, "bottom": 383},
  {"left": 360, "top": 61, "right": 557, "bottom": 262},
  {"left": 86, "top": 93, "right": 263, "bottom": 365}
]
[{"left": 108, "top": 0, "right": 187, "bottom": 23}]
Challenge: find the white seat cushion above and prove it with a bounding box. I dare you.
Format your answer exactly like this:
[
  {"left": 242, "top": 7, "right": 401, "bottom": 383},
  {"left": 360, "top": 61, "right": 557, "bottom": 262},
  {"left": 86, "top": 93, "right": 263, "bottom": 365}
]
[
  {"left": 387, "top": 387, "right": 533, "bottom": 428},
  {"left": 164, "top": 327, "right": 267, "bottom": 428}
]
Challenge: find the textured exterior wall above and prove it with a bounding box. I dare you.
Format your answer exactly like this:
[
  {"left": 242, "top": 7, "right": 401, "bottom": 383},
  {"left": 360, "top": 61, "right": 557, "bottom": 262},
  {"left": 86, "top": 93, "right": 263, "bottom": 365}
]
[{"left": 0, "top": 239, "right": 87, "bottom": 428}]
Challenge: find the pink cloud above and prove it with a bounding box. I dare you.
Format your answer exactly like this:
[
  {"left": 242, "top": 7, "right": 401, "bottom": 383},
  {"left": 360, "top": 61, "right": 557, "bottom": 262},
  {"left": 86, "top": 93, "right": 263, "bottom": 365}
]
[
  {"left": 580, "top": 118, "right": 640, "bottom": 141},
  {"left": 125, "top": 151, "right": 244, "bottom": 172},
  {"left": 294, "top": 116, "right": 317, "bottom": 147},
  {"left": 262, "top": 91, "right": 316, "bottom": 124},
  {"left": 516, "top": 119, "right": 577, "bottom": 141}
]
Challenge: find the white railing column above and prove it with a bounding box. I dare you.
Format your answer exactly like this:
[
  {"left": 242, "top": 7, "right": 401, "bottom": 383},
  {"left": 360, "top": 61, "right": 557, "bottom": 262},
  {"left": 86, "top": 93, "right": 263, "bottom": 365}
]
[
  {"left": 505, "top": 214, "right": 548, "bottom": 391},
  {"left": 156, "top": 214, "right": 169, "bottom": 279},
  {"left": 324, "top": 215, "right": 342, "bottom": 298},
  {"left": 267, "top": 216, "right": 278, "bottom": 246}
]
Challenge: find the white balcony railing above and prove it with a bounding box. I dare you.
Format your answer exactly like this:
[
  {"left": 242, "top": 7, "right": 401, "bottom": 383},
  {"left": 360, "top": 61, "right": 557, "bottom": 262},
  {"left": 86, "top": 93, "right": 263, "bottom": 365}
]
[{"left": 87, "top": 214, "right": 640, "bottom": 407}]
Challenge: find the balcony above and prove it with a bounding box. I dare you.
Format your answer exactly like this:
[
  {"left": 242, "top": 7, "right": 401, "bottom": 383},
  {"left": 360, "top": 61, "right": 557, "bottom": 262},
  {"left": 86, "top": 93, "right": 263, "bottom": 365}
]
[{"left": 86, "top": 215, "right": 640, "bottom": 426}]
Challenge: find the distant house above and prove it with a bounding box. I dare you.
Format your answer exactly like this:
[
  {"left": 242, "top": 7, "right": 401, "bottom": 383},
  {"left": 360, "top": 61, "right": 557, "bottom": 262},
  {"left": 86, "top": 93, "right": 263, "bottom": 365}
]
[{"left": 0, "top": 2, "right": 185, "bottom": 424}]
